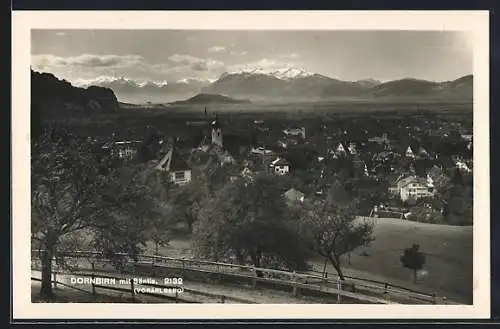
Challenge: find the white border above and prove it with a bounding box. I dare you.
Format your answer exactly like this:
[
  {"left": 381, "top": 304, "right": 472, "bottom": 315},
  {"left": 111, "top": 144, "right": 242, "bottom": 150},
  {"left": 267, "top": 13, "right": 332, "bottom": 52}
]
[{"left": 12, "top": 11, "right": 490, "bottom": 320}]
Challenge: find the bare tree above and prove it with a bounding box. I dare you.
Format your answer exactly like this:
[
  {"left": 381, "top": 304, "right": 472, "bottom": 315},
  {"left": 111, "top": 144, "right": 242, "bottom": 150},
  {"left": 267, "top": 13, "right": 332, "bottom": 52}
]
[
  {"left": 31, "top": 127, "right": 155, "bottom": 298},
  {"left": 302, "top": 182, "right": 374, "bottom": 280}
]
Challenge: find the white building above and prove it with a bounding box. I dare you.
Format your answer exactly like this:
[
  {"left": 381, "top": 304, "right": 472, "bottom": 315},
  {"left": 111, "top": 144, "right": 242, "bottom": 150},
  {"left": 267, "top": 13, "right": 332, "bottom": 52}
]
[
  {"left": 156, "top": 143, "right": 192, "bottom": 185},
  {"left": 283, "top": 127, "right": 306, "bottom": 139},
  {"left": 269, "top": 158, "right": 290, "bottom": 175},
  {"left": 392, "top": 175, "right": 435, "bottom": 202},
  {"left": 405, "top": 146, "right": 416, "bottom": 159}
]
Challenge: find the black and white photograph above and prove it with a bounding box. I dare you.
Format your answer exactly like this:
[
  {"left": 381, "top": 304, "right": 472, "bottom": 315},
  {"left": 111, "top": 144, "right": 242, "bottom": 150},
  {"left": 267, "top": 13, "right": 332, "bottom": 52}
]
[{"left": 12, "top": 11, "right": 490, "bottom": 319}]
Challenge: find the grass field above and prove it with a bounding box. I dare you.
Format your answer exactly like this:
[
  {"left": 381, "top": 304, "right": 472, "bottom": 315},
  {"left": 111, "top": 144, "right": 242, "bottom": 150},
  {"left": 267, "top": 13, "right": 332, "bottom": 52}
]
[
  {"left": 311, "top": 218, "right": 473, "bottom": 304},
  {"left": 152, "top": 218, "right": 473, "bottom": 304}
]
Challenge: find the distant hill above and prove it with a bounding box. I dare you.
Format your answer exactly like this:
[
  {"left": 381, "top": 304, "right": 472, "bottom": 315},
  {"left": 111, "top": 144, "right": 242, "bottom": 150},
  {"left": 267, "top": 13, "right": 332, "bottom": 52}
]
[
  {"left": 169, "top": 93, "right": 251, "bottom": 105},
  {"left": 367, "top": 75, "right": 473, "bottom": 101},
  {"left": 31, "top": 69, "right": 119, "bottom": 120},
  {"left": 201, "top": 68, "right": 473, "bottom": 103}
]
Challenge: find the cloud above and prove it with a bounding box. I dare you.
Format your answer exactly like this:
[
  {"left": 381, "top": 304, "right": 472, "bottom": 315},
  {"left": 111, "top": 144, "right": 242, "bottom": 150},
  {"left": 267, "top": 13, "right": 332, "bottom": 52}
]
[
  {"left": 168, "top": 54, "right": 224, "bottom": 72},
  {"left": 208, "top": 46, "right": 226, "bottom": 53},
  {"left": 31, "top": 53, "right": 225, "bottom": 89},
  {"left": 31, "top": 53, "right": 144, "bottom": 70}
]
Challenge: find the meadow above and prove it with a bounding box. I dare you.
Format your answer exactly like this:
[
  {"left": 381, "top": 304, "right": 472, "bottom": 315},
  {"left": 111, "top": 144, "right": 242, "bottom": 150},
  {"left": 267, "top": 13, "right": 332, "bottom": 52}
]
[{"left": 151, "top": 218, "right": 473, "bottom": 304}]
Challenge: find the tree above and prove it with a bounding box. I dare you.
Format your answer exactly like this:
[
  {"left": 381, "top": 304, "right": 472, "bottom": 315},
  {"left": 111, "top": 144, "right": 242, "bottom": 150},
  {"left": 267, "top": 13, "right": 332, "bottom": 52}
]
[
  {"left": 301, "top": 181, "right": 374, "bottom": 280},
  {"left": 192, "top": 173, "right": 310, "bottom": 275},
  {"left": 400, "top": 244, "right": 426, "bottom": 283},
  {"left": 172, "top": 172, "right": 210, "bottom": 232},
  {"left": 31, "top": 127, "right": 155, "bottom": 298},
  {"left": 441, "top": 168, "right": 473, "bottom": 226},
  {"left": 137, "top": 132, "right": 164, "bottom": 162},
  {"left": 143, "top": 200, "right": 175, "bottom": 255}
]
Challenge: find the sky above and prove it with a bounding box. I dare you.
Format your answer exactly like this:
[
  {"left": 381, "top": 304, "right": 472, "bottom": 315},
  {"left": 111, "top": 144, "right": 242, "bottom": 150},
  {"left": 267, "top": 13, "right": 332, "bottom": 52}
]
[{"left": 31, "top": 30, "right": 473, "bottom": 86}]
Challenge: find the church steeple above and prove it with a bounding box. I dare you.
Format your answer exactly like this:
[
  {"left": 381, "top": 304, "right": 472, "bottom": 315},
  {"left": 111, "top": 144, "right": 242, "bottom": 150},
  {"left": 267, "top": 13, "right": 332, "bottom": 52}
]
[{"left": 211, "top": 113, "right": 223, "bottom": 148}]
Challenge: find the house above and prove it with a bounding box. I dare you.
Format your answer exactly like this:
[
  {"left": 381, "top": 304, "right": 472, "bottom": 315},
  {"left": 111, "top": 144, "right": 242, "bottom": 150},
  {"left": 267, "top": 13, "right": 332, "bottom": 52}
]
[
  {"left": 102, "top": 140, "right": 142, "bottom": 160},
  {"left": 269, "top": 157, "right": 290, "bottom": 175},
  {"left": 368, "top": 133, "right": 390, "bottom": 145},
  {"left": 454, "top": 158, "right": 472, "bottom": 173},
  {"left": 241, "top": 166, "right": 255, "bottom": 182},
  {"left": 284, "top": 188, "right": 305, "bottom": 204},
  {"left": 250, "top": 146, "right": 274, "bottom": 156},
  {"left": 331, "top": 142, "right": 350, "bottom": 158},
  {"left": 461, "top": 134, "right": 473, "bottom": 142},
  {"left": 156, "top": 141, "right": 192, "bottom": 185},
  {"left": 347, "top": 142, "right": 358, "bottom": 155},
  {"left": 283, "top": 127, "right": 306, "bottom": 139},
  {"left": 417, "top": 146, "right": 430, "bottom": 159},
  {"left": 391, "top": 175, "right": 435, "bottom": 202},
  {"left": 405, "top": 146, "right": 416, "bottom": 159},
  {"left": 281, "top": 135, "right": 302, "bottom": 148}
]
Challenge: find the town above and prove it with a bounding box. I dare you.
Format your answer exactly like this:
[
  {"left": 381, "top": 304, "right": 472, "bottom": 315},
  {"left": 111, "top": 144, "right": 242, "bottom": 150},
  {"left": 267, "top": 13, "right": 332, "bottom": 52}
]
[{"left": 97, "top": 107, "right": 473, "bottom": 227}]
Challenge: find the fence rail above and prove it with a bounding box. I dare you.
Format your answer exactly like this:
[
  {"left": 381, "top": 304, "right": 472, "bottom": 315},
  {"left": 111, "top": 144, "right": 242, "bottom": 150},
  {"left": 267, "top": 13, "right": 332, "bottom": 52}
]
[
  {"left": 31, "top": 271, "right": 257, "bottom": 304},
  {"left": 31, "top": 249, "right": 460, "bottom": 305}
]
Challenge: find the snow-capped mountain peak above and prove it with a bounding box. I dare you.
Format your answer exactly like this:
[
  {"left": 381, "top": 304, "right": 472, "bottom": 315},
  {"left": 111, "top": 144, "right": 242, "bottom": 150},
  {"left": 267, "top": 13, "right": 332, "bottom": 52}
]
[
  {"left": 72, "top": 76, "right": 171, "bottom": 88},
  {"left": 223, "top": 67, "right": 315, "bottom": 80},
  {"left": 271, "top": 67, "right": 315, "bottom": 80}
]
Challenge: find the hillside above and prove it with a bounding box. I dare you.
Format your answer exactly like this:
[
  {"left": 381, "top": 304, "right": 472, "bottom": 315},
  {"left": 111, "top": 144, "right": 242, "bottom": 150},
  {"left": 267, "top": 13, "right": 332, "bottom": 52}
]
[
  {"left": 202, "top": 70, "right": 473, "bottom": 103},
  {"left": 31, "top": 69, "right": 119, "bottom": 121},
  {"left": 367, "top": 75, "right": 473, "bottom": 101},
  {"left": 170, "top": 93, "right": 251, "bottom": 105}
]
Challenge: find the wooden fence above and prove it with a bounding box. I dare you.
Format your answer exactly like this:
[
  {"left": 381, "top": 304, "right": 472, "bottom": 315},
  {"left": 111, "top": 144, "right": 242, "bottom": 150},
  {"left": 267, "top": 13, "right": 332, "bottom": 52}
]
[
  {"left": 31, "top": 250, "right": 459, "bottom": 305},
  {"left": 31, "top": 271, "right": 257, "bottom": 304}
]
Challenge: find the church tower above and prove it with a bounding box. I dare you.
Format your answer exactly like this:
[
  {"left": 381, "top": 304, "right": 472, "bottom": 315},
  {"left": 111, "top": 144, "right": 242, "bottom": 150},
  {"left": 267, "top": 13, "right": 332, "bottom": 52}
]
[{"left": 211, "top": 114, "right": 223, "bottom": 149}]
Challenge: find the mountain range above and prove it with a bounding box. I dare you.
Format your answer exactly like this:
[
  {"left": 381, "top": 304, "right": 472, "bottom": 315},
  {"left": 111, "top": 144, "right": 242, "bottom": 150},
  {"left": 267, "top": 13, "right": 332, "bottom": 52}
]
[
  {"left": 74, "top": 76, "right": 211, "bottom": 104},
  {"left": 58, "top": 67, "right": 473, "bottom": 104},
  {"left": 202, "top": 68, "right": 473, "bottom": 102}
]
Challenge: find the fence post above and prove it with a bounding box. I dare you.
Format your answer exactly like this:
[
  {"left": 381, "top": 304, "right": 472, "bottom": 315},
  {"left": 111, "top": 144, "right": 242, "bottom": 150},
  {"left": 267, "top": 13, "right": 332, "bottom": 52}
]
[
  {"left": 337, "top": 276, "right": 342, "bottom": 304},
  {"left": 292, "top": 271, "right": 299, "bottom": 297},
  {"left": 130, "top": 278, "right": 136, "bottom": 302},
  {"left": 91, "top": 262, "right": 96, "bottom": 296},
  {"left": 220, "top": 295, "right": 226, "bottom": 303},
  {"left": 432, "top": 292, "right": 437, "bottom": 304},
  {"left": 52, "top": 272, "right": 57, "bottom": 289},
  {"left": 384, "top": 282, "right": 389, "bottom": 301},
  {"left": 251, "top": 267, "right": 257, "bottom": 289}
]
